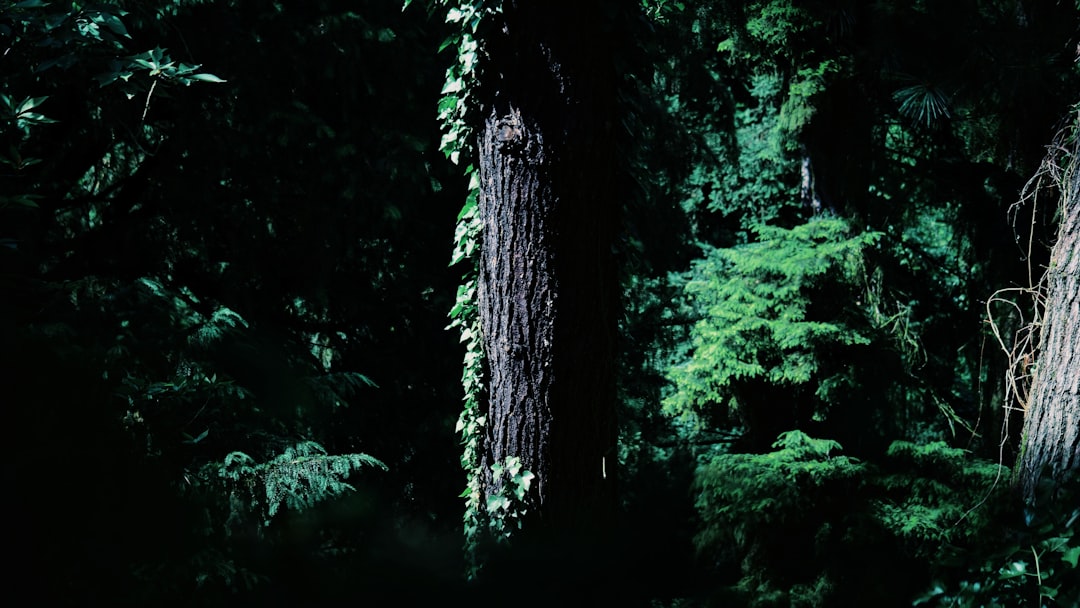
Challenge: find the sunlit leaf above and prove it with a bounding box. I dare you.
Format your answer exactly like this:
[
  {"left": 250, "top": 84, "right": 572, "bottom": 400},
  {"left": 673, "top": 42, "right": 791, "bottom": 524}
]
[{"left": 190, "top": 73, "right": 226, "bottom": 83}]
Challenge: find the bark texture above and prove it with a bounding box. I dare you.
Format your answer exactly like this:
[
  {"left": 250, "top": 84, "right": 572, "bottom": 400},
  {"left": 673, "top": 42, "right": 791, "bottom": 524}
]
[
  {"left": 1018, "top": 131, "right": 1080, "bottom": 501},
  {"left": 475, "top": 1, "right": 618, "bottom": 532}
]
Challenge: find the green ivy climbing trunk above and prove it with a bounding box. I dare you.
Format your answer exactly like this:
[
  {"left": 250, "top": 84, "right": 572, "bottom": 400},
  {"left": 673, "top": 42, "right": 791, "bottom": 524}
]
[
  {"left": 475, "top": 0, "right": 618, "bottom": 536},
  {"left": 1017, "top": 121, "right": 1080, "bottom": 501}
]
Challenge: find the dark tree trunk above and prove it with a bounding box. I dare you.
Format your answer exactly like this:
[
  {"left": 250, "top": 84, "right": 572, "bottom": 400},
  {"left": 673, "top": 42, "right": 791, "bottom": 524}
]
[
  {"left": 475, "top": 1, "right": 618, "bottom": 536},
  {"left": 1017, "top": 128, "right": 1080, "bottom": 501}
]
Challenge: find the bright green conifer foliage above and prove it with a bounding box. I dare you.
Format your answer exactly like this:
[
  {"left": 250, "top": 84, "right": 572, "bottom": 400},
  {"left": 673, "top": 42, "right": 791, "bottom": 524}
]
[{"left": 664, "top": 218, "right": 879, "bottom": 432}]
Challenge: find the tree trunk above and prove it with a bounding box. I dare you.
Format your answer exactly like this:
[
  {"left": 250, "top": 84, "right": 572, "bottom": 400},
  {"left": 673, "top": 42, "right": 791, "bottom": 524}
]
[
  {"left": 1017, "top": 124, "right": 1080, "bottom": 501},
  {"left": 475, "top": 1, "right": 618, "bottom": 535}
]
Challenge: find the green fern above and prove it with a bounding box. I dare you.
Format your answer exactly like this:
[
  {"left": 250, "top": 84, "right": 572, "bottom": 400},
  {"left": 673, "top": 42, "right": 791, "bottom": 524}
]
[{"left": 218, "top": 441, "right": 386, "bottom": 525}]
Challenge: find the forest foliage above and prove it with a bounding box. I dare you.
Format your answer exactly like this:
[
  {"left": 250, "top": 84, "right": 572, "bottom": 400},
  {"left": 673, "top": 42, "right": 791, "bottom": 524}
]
[{"left": 3, "top": 0, "right": 1079, "bottom": 606}]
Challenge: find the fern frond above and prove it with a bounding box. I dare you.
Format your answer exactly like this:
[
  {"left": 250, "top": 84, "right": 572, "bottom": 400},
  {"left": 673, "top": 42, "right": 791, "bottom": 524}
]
[{"left": 217, "top": 441, "right": 386, "bottom": 525}]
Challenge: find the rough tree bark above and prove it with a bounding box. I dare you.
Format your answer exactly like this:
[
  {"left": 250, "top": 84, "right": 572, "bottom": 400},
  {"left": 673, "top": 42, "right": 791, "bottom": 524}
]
[
  {"left": 475, "top": 0, "right": 618, "bottom": 536},
  {"left": 1017, "top": 121, "right": 1080, "bottom": 501}
]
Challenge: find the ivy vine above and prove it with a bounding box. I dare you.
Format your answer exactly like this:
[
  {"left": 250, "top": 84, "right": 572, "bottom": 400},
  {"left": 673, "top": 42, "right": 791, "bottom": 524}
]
[
  {"left": 411, "top": 0, "right": 501, "bottom": 574},
  {"left": 486, "top": 456, "right": 535, "bottom": 540}
]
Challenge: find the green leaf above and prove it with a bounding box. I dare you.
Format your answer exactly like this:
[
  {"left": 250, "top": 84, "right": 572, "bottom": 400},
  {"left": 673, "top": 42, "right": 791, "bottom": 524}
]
[
  {"left": 487, "top": 494, "right": 509, "bottom": 512},
  {"left": 0, "top": 194, "right": 41, "bottom": 208},
  {"left": 95, "top": 69, "right": 133, "bottom": 87},
  {"left": 14, "top": 96, "right": 47, "bottom": 116},
  {"left": 437, "top": 94, "right": 458, "bottom": 115},
  {"left": 96, "top": 11, "right": 131, "bottom": 39},
  {"left": 455, "top": 194, "right": 476, "bottom": 222},
  {"left": 1062, "top": 546, "right": 1080, "bottom": 568},
  {"left": 438, "top": 33, "right": 461, "bottom": 54},
  {"left": 515, "top": 471, "right": 534, "bottom": 499},
  {"left": 18, "top": 112, "right": 58, "bottom": 124},
  {"left": 189, "top": 73, "right": 226, "bottom": 83},
  {"left": 441, "top": 78, "right": 463, "bottom": 94}
]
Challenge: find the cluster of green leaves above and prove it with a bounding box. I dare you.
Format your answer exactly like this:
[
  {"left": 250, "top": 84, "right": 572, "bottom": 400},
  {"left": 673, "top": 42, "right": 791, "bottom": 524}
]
[
  {"left": 428, "top": 0, "right": 494, "bottom": 166},
  {"left": 916, "top": 474, "right": 1080, "bottom": 608},
  {"left": 97, "top": 44, "right": 225, "bottom": 90},
  {"left": 664, "top": 217, "right": 880, "bottom": 432},
  {"left": 640, "top": 0, "right": 686, "bottom": 22},
  {"left": 484, "top": 456, "right": 535, "bottom": 540},
  {"left": 713, "top": 0, "right": 846, "bottom": 141},
  {"left": 1, "top": 0, "right": 131, "bottom": 70},
  {"left": 1, "top": 93, "right": 56, "bottom": 148},
  {"left": 0, "top": 2, "right": 112, "bottom": 205},
  {"left": 680, "top": 72, "right": 796, "bottom": 227},
  {"left": 1, "top": 1, "right": 223, "bottom": 125},
  {"left": 450, "top": 273, "right": 487, "bottom": 566},
  {"left": 439, "top": 10, "right": 488, "bottom": 527}
]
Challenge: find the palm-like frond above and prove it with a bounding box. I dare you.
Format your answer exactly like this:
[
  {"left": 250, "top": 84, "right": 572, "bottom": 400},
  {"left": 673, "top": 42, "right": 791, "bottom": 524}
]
[{"left": 893, "top": 83, "right": 952, "bottom": 128}]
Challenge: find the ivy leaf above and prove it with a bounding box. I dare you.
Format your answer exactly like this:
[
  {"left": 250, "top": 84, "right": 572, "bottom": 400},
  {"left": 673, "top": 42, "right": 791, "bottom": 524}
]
[
  {"left": 1062, "top": 546, "right": 1080, "bottom": 569},
  {"left": 455, "top": 193, "right": 476, "bottom": 222},
  {"left": 441, "top": 78, "right": 463, "bottom": 94},
  {"left": 438, "top": 33, "right": 461, "bottom": 54},
  {"left": 487, "top": 494, "right": 509, "bottom": 512},
  {"left": 514, "top": 471, "right": 534, "bottom": 500}
]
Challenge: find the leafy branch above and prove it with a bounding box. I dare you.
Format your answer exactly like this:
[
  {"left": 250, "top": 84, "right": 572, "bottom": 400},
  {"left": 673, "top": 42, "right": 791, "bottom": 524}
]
[{"left": 218, "top": 441, "right": 387, "bottom": 526}]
